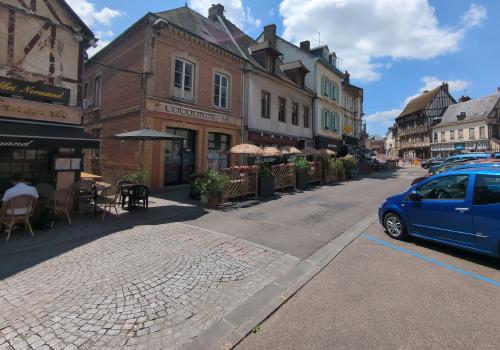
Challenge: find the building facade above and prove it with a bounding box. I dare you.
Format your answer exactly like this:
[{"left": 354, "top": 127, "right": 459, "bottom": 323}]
[
  {"left": 212, "top": 7, "right": 313, "bottom": 149},
  {"left": 385, "top": 125, "right": 398, "bottom": 158},
  {"left": 83, "top": 6, "right": 245, "bottom": 189},
  {"left": 0, "top": 0, "right": 97, "bottom": 192},
  {"left": 396, "top": 83, "right": 455, "bottom": 160},
  {"left": 341, "top": 72, "right": 363, "bottom": 147},
  {"left": 431, "top": 91, "right": 500, "bottom": 157}
]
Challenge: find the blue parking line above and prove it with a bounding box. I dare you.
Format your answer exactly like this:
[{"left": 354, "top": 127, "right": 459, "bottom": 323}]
[{"left": 361, "top": 234, "right": 500, "bottom": 288}]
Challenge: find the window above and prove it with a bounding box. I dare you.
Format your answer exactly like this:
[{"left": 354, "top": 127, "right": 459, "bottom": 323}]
[
  {"left": 414, "top": 175, "right": 469, "bottom": 200},
  {"left": 83, "top": 82, "right": 89, "bottom": 101},
  {"left": 433, "top": 133, "right": 438, "bottom": 143},
  {"left": 261, "top": 91, "right": 270, "bottom": 118},
  {"left": 174, "top": 58, "right": 194, "bottom": 99},
  {"left": 291, "top": 102, "right": 299, "bottom": 125},
  {"left": 474, "top": 175, "right": 500, "bottom": 205},
  {"left": 0, "top": 149, "right": 51, "bottom": 186},
  {"left": 469, "top": 127, "right": 475, "bottom": 140},
  {"left": 450, "top": 130, "right": 455, "bottom": 140},
  {"left": 441, "top": 131, "right": 445, "bottom": 142},
  {"left": 458, "top": 129, "right": 464, "bottom": 139},
  {"left": 208, "top": 133, "right": 230, "bottom": 170},
  {"left": 214, "top": 73, "right": 229, "bottom": 108},
  {"left": 93, "top": 76, "right": 101, "bottom": 108},
  {"left": 265, "top": 56, "right": 275, "bottom": 73},
  {"left": 321, "top": 110, "right": 329, "bottom": 130},
  {"left": 330, "top": 112, "right": 337, "bottom": 131},
  {"left": 479, "top": 126, "right": 486, "bottom": 139},
  {"left": 278, "top": 97, "right": 286, "bottom": 122},
  {"left": 303, "top": 106, "right": 309, "bottom": 128}
]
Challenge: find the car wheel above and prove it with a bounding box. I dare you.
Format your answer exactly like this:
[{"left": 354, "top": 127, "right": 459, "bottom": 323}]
[{"left": 384, "top": 213, "right": 408, "bottom": 240}]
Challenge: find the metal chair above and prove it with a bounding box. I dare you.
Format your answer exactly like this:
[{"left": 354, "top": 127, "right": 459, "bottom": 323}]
[
  {"left": 129, "top": 185, "right": 149, "bottom": 209},
  {"left": 52, "top": 189, "right": 73, "bottom": 224},
  {"left": 95, "top": 186, "right": 120, "bottom": 220},
  {"left": 0, "top": 195, "right": 36, "bottom": 241},
  {"left": 72, "top": 180, "right": 95, "bottom": 215},
  {"left": 117, "top": 180, "right": 134, "bottom": 209}
]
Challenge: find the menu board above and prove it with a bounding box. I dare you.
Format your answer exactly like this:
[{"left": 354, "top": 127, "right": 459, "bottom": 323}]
[{"left": 54, "top": 157, "right": 81, "bottom": 171}]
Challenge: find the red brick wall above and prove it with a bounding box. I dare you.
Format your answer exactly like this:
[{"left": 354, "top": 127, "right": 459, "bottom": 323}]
[{"left": 152, "top": 27, "right": 243, "bottom": 117}]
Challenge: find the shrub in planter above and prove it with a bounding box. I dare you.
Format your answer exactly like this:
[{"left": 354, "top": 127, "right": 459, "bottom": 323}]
[
  {"left": 193, "top": 172, "right": 209, "bottom": 203},
  {"left": 341, "top": 155, "right": 358, "bottom": 179},
  {"left": 206, "top": 171, "right": 230, "bottom": 209},
  {"left": 294, "top": 157, "right": 309, "bottom": 189},
  {"left": 123, "top": 170, "right": 149, "bottom": 185},
  {"left": 334, "top": 159, "right": 346, "bottom": 180},
  {"left": 258, "top": 164, "right": 274, "bottom": 197}
]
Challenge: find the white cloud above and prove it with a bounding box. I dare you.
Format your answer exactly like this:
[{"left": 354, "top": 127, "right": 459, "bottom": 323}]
[
  {"left": 279, "top": 0, "right": 487, "bottom": 82},
  {"left": 66, "top": 0, "right": 123, "bottom": 57},
  {"left": 461, "top": 3, "right": 487, "bottom": 28},
  {"left": 189, "top": 0, "right": 261, "bottom": 29},
  {"left": 66, "top": 0, "right": 123, "bottom": 26},
  {"left": 367, "top": 76, "right": 470, "bottom": 135},
  {"left": 366, "top": 109, "right": 402, "bottom": 135}
]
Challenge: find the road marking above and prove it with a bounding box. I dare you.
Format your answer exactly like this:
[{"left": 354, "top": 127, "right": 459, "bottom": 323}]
[{"left": 361, "top": 234, "right": 500, "bottom": 287}]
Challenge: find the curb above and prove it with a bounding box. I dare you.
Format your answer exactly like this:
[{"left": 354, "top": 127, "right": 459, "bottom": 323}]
[{"left": 182, "top": 212, "right": 379, "bottom": 350}]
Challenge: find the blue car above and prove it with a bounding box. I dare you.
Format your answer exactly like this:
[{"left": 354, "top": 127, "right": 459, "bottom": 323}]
[
  {"left": 444, "top": 153, "right": 491, "bottom": 163},
  {"left": 379, "top": 167, "right": 500, "bottom": 257}
]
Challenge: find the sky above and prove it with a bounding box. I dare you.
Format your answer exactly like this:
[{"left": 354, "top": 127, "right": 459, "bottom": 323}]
[{"left": 67, "top": 0, "right": 500, "bottom": 137}]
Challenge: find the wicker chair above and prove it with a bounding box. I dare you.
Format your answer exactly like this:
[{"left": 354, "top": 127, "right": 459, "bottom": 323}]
[
  {"left": 72, "top": 180, "right": 95, "bottom": 215},
  {"left": 95, "top": 186, "right": 120, "bottom": 219},
  {"left": 52, "top": 189, "right": 73, "bottom": 224},
  {"left": 0, "top": 195, "right": 36, "bottom": 241}
]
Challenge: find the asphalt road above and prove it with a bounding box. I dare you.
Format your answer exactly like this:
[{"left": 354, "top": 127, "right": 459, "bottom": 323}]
[
  {"left": 188, "top": 167, "right": 424, "bottom": 259},
  {"left": 236, "top": 177, "right": 500, "bottom": 350}
]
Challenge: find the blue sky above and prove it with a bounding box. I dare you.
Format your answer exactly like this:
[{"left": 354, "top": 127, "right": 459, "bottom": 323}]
[{"left": 68, "top": 0, "right": 500, "bottom": 137}]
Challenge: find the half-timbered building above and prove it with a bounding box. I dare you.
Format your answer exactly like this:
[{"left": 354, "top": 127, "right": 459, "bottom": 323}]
[
  {"left": 0, "top": 0, "right": 97, "bottom": 192},
  {"left": 396, "top": 83, "right": 455, "bottom": 160}
]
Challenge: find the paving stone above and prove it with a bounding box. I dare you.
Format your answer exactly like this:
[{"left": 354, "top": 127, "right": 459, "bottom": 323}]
[{"left": 0, "top": 223, "right": 296, "bottom": 349}]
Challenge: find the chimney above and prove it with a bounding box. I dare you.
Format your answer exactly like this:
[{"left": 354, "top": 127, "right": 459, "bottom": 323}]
[
  {"left": 263, "top": 24, "right": 277, "bottom": 46},
  {"left": 442, "top": 82, "right": 449, "bottom": 93},
  {"left": 208, "top": 4, "right": 224, "bottom": 21},
  {"left": 299, "top": 40, "right": 310, "bottom": 52},
  {"left": 344, "top": 70, "right": 350, "bottom": 84}
]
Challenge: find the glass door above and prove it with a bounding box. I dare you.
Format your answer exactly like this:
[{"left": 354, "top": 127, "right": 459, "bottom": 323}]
[{"left": 164, "top": 128, "right": 196, "bottom": 185}]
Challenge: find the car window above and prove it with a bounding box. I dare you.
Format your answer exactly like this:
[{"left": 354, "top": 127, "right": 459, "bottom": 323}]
[
  {"left": 415, "top": 175, "right": 469, "bottom": 200},
  {"left": 473, "top": 175, "right": 500, "bottom": 205}
]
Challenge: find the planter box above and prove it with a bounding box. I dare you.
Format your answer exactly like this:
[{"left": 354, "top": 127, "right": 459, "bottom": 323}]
[
  {"left": 358, "top": 162, "right": 371, "bottom": 174},
  {"left": 258, "top": 176, "right": 275, "bottom": 197},
  {"left": 296, "top": 173, "right": 308, "bottom": 190},
  {"left": 207, "top": 194, "right": 221, "bottom": 209}
]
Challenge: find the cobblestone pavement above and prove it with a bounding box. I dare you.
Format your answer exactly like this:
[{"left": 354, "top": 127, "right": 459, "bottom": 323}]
[{"left": 0, "top": 223, "right": 298, "bottom": 350}]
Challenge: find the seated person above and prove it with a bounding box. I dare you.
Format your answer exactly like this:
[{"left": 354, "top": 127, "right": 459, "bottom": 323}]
[{"left": 2, "top": 174, "right": 39, "bottom": 215}]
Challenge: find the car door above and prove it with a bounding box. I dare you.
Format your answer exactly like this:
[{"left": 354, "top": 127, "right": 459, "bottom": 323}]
[
  {"left": 404, "top": 174, "right": 475, "bottom": 245},
  {"left": 472, "top": 174, "right": 500, "bottom": 255}
]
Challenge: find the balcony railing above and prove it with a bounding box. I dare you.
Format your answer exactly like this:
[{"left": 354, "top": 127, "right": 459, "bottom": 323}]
[{"left": 397, "top": 126, "right": 428, "bottom": 136}]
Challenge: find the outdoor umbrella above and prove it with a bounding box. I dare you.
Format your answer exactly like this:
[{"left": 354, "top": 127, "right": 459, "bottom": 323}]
[
  {"left": 114, "top": 128, "right": 186, "bottom": 140},
  {"left": 229, "top": 143, "right": 263, "bottom": 166},
  {"left": 262, "top": 146, "right": 282, "bottom": 157},
  {"left": 229, "top": 143, "right": 264, "bottom": 156},
  {"left": 114, "top": 128, "right": 187, "bottom": 173},
  {"left": 320, "top": 148, "right": 336, "bottom": 156},
  {"left": 301, "top": 147, "right": 321, "bottom": 156},
  {"left": 279, "top": 146, "right": 301, "bottom": 155}
]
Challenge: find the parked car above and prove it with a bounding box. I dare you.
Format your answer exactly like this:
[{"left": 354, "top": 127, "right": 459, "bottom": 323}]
[
  {"left": 421, "top": 158, "right": 444, "bottom": 169},
  {"left": 379, "top": 167, "right": 500, "bottom": 258},
  {"left": 443, "top": 152, "right": 491, "bottom": 163}
]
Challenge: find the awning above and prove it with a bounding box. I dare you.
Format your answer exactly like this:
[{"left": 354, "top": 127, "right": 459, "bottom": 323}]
[{"left": 0, "top": 120, "right": 100, "bottom": 149}]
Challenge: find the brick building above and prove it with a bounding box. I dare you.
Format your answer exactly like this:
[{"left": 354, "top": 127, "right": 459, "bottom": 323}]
[{"left": 83, "top": 6, "right": 245, "bottom": 189}]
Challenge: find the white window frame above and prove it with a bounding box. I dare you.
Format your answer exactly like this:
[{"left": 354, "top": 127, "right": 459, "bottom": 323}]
[
  {"left": 214, "top": 72, "right": 229, "bottom": 109},
  {"left": 174, "top": 58, "right": 194, "bottom": 99}
]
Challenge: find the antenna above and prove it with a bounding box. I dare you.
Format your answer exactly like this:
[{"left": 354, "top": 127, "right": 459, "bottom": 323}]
[{"left": 315, "top": 31, "right": 325, "bottom": 46}]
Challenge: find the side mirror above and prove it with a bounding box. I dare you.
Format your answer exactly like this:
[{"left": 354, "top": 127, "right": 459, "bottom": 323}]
[{"left": 408, "top": 191, "right": 423, "bottom": 202}]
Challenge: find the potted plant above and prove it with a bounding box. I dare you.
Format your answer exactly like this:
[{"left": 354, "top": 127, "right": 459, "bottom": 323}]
[
  {"left": 123, "top": 170, "right": 149, "bottom": 185},
  {"left": 334, "top": 158, "right": 345, "bottom": 181},
  {"left": 193, "top": 173, "right": 209, "bottom": 203},
  {"left": 294, "top": 157, "right": 309, "bottom": 190},
  {"left": 342, "top": 155, "right": 358, "bottom": 179},
  {"left": 258, "top": 164, "right": 274, "bottom": 197},
  {"left": 206, "top": 171, "right": 230, "bottom": 209}
]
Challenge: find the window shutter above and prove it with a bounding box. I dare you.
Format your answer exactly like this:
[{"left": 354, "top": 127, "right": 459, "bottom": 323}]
[
  {"left": 321, "top": 76, "right": 326, "bottom": 96},
  {"left": 335, "top": 84, "right": 340, "bottom": 101},
  {"left": 321, "top": 110, "right": 326, "bottom": 130},
  {"left": 330, "top": 112, "right": 334, "bottom": 131}
]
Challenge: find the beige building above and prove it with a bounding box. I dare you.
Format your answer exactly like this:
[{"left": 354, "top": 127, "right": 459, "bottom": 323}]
[
  {"left": 0, "top": 0, "right": 97, "bottom": 192},
  {"left": 431, "top": 91, "right": 500, "bottom": 157}
]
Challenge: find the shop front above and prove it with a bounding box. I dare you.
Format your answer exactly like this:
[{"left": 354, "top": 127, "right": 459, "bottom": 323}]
[
  {"left": 431, "top": 140, "right": 489, "bottom": 158},
  {"left": 247, "top": 130, "right": 311, "bottom": 148},
  {"left": 315, "top": 135, "right": 343, "bottom": 152},
  {"left": 0, "top": 96, "right": 99, "bottom": 193},
  {"left": 145, "top": 98, "right": 241, "bottom": 188}
]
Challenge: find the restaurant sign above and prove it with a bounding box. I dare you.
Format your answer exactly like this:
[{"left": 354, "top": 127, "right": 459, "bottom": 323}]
[
  {"left": 147, "top": 99, "right": 241, "bottom": 126},
  {"left": 0, "top": 97, "right": 81, "bottom": 124},
  {"left": 0, "top": 77, "right": 70, "bottom": 104}
]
